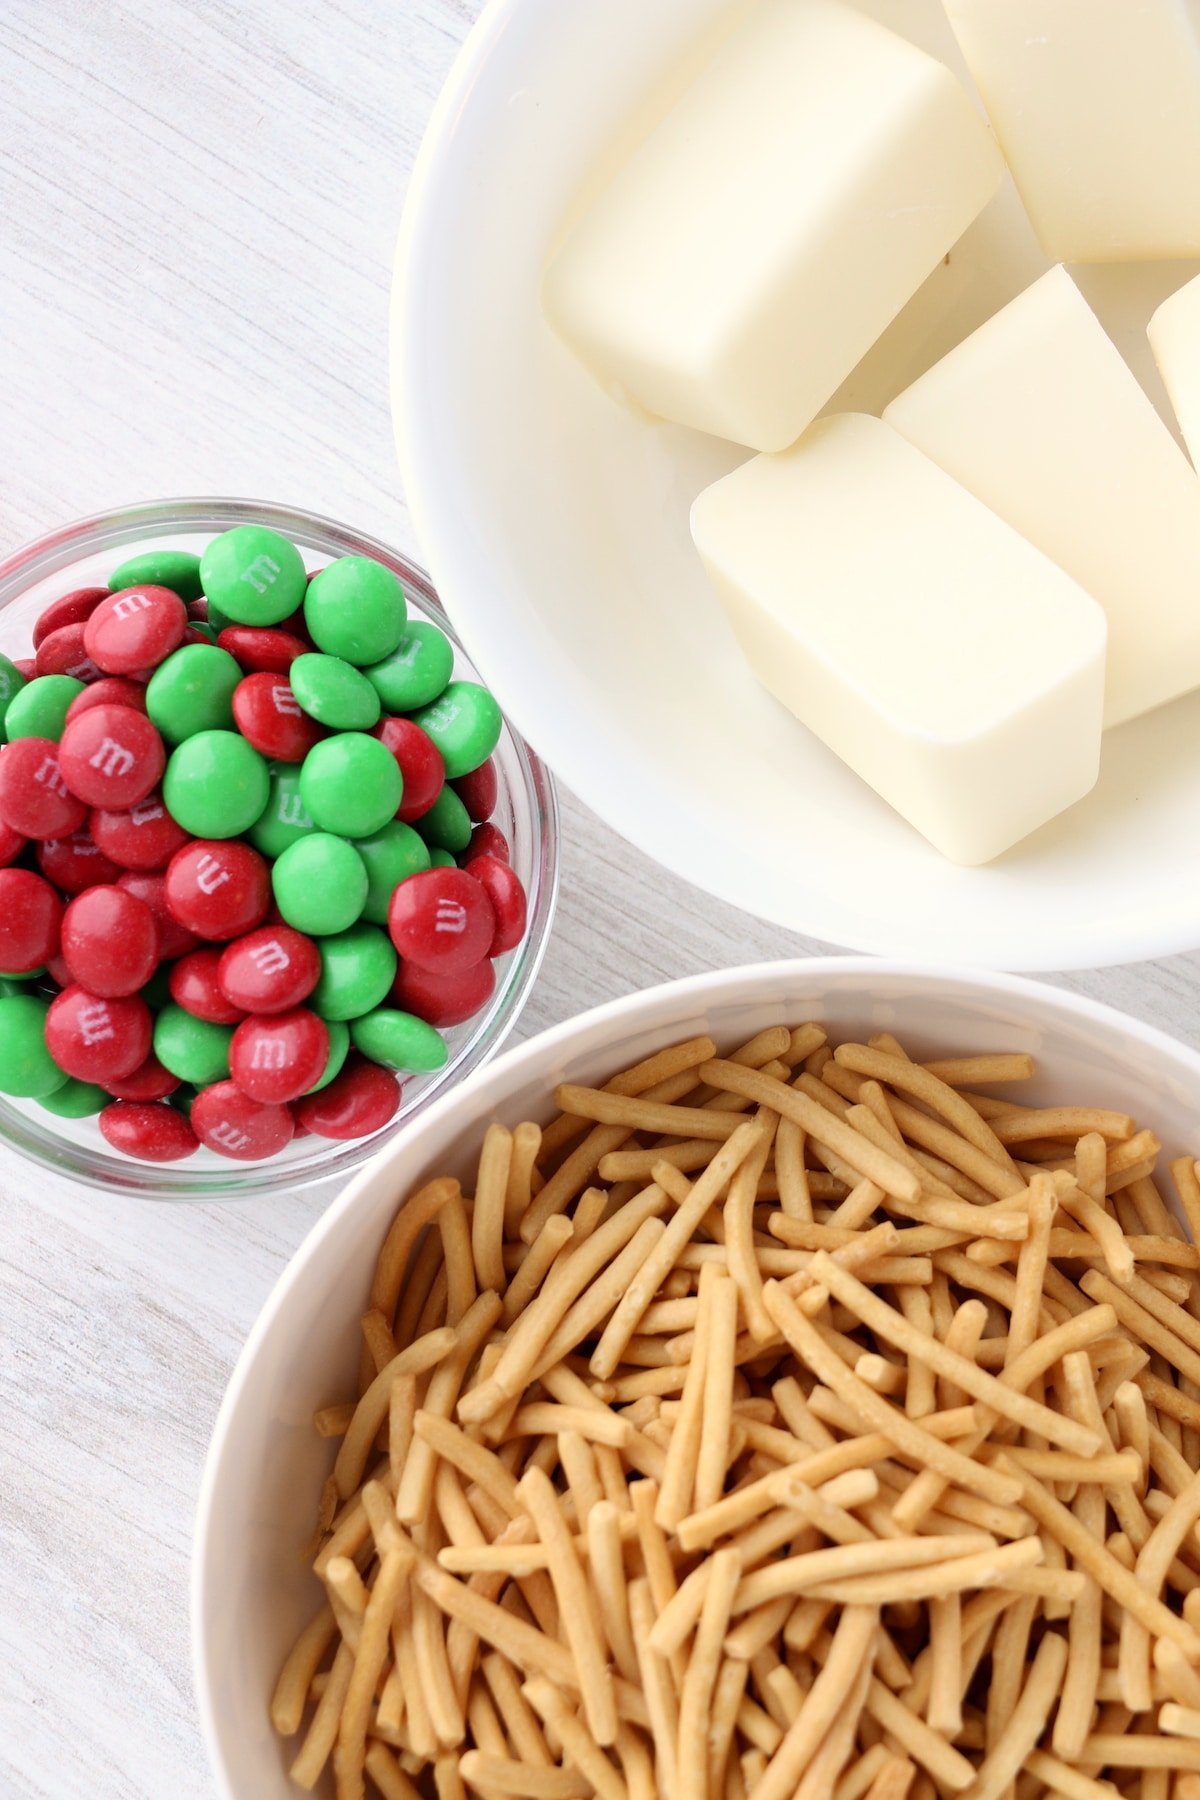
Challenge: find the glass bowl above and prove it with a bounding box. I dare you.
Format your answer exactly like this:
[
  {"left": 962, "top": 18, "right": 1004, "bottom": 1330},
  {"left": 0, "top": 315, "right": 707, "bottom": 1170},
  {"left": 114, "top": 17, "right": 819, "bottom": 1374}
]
[{"left": 0, "top": 498, "right": 559, "bottom": 1198}]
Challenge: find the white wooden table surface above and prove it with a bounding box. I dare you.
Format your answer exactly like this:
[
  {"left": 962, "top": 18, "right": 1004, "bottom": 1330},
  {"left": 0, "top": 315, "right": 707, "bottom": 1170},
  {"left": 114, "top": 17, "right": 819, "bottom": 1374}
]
[{"left": 2, "top": 2, "right": 1200, "bottom": 1794}]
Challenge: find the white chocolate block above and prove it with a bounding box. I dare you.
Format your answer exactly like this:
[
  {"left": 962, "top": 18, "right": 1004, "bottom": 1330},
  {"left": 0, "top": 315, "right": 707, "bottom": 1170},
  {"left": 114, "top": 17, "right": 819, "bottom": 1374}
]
[
  {"left": 543, "top": 0, "right": 1002, "bottom": 453},
  {"left": 689, "top": 414, "right": 1105, "bottom": 865},
  {"left": 940, "top": 0, "right": 1200, "bottom": 264},
  {"left": 885, "top": 267, "right": 1200, "bottom": 728},
  {"left": 1150, "top": 275, "right": 1200, "bottom": 473}
]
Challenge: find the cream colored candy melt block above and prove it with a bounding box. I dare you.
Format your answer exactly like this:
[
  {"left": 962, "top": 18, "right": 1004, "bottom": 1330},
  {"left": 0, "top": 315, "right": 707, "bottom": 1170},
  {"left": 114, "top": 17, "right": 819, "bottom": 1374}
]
[
  {"left": 940, "top": 0, "right": 1200, "bottom": 264},
  {"left": 690, "top": 414, "right": 1106, "bottom": 866},
  {"left": 1150, "top": 274, "right": 1200, "bottom": 473},
  {"left": 885, "top": 267, "right": 1200, "bottom": 730},
  {"left": 543, "top": 0, "right": 1002, "bottom": 453}
]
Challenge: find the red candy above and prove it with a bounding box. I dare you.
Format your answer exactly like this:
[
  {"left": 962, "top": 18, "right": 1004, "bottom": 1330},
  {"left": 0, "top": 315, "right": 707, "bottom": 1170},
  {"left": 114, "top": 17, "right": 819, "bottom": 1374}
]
[
  {"left": 452, "top": 758, "right": 498, "bottom": 823},
  {"left": 164, "top": 839, "right": 270, "bottom": 941},
  {"left": 45, "top": 984, "right": 152, "bottom": 1082},
  {"left": 116, "top": 872, "right": 201, "bottom": 959},
  {"left": 387, "top": 866, "right": 495, "bottom": 974},
  {"left": 376, "top": 717, "right": 445, "bottom": 822},
  {"left": 169, "top": 949, "right": 247, "bottom": 1024},
  {"left": 0, "top": 869, "right": 63, "bottom": 973},
  {"left": 231, "top": 673, "right": 323, "bottom": 763},
  {"left": 103, "top": 1054, "right": 180, "bottom": 1101},
  {"left": 46, "top": 951, "right": 72, "bottom": 989},
  {"left": 0, "top": 818, "right": 26, "bottom": 868},
  {"left": 57, "top": 705, "right": 165, "bottom": 808},
  {"left": 37, "top": 831, "right": 123, "bottom": 894},
  {"left": 91, "top": 792, "right": 191, "bottom": 871},
  {"left": 217, "top": 924, "right": 321, "bottom": 1014},
  {"left": 190, "top": 1079, "right": 295, "bottom": 1160},
  {"left": 277, "top": 604, "right": 314, "bottom": 644},
  {"left": 83, "top": 584, "right": 187, "bottom": 675},
  {"left": 390, "top": 956, "right": 496, "bottom": 1028},
  {"left": 465, "top": 821, "right": 510, "bottom": 864},
  {"left": 60, "top": 885, "right": 159, "bottom": 998},
  {"left": 99, "top": 1102, "right": 197, "bottom": 1162},
  {"left": 463, "top": 855, "right": 527, "bottom": 955},
  {"left": 218, "top": 626, "right": 308, "bottom": 674},
  {"left": 35, "top": 622, "right": 103, "bottom": 683},
  {"left": 0, "top": 738, "right": 89, "bottom": 840},
  {"left": 65, "top": 677, "right": 149, "bottom": 722},
  {"left": 32, "top": 586, "right": 108, "bottom": 649},
  {"left": 295, "top": 1056, "right": 402, "bottom": 1140},
  {"left": 230, "top": 1009, "right": 329, "bottom": 1104}
]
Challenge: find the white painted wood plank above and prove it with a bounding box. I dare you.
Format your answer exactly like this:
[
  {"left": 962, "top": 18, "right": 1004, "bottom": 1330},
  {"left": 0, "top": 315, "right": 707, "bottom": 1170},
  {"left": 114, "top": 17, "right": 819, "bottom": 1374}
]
[{"left": 1, "top": 1, "right": 1199, "bottom": 1793}]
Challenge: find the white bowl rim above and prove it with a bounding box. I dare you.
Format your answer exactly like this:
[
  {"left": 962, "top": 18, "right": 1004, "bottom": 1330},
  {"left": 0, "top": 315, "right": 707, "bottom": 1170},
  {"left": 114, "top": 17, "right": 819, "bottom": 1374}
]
[{"left": 191, "top": 950, "right": 1200, "bottom": 1798}]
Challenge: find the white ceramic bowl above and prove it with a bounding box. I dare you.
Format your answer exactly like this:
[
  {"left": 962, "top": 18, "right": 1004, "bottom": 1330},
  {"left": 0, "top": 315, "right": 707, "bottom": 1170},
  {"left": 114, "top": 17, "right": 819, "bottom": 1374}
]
[
  {"left": 393, "top": 0, "right": 1200, "bottom": 971},
  {"left": 194, "top": 955, "right": 1200, "bottom": 1799}
]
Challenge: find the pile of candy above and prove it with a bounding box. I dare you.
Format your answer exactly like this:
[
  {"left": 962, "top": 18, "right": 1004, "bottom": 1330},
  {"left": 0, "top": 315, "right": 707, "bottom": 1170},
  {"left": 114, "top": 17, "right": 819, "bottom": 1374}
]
[{"left": 0, "top": 527, "right": 528, "bottom": 1164}]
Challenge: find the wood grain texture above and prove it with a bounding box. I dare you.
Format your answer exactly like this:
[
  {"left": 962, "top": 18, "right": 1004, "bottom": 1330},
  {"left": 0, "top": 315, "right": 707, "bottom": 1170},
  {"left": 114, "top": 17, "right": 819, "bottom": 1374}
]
[{"left": 1, "top": 0, "right": 1199, "bottom": 1794}]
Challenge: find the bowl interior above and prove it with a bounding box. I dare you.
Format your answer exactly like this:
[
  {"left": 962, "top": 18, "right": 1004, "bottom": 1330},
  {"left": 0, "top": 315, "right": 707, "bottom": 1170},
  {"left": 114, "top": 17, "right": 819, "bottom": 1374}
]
[
  {"left": 394, "top": 0, "right": 1200, "bottom": 971},
  {"left": 0, "top": 500, "right": 557, "bottom": 1197},
  {"left": 193, "top": 957, "right": 1200, "bottom": 1800}
]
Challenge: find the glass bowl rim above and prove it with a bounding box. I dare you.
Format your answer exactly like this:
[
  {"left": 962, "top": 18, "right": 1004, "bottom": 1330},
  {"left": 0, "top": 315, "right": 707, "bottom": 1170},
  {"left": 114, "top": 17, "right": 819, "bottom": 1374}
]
[{"left": 0, "top": 495, "right": 560, "bottom": 1199}]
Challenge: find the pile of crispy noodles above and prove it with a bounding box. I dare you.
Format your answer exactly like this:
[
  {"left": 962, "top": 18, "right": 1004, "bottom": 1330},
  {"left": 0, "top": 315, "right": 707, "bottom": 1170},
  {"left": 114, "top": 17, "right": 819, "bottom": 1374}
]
[{"left": 271, "top": 1022, "right": 1200, "bottom": 1800}]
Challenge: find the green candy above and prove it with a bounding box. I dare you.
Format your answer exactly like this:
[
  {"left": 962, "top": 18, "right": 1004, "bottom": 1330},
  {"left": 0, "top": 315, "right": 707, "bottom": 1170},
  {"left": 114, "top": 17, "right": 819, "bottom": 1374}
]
[
  {"left": 168, "top": 1083, "right": 198, "bottom": 1115},
  {"left": 0, "top": 968, "right": 44, "bottom": 984},
  {"left": 290, "top": 654, "right": 381, "bottom": 730},
  {"left": 199, "top": 525, "right": 307, "bottom": 627},
  {"left": 109, "top": 549, "right": 204, "bottom": 600},
  {"left": 39, "top": 1078, "right": 109, "bottom": 1118},
  {"left": 146, "top": 644, "right": 241, "bottom": 742},
  {"left": 355, "top": 822, "right": 430, "bottom": 924},
  {"left": 204, "top": 599, "right": 233, "bottom": 634},
  {"left": 5, "top": 675, "right": 86, "bottom": 742},
  {"left": 306, "top": 1019, "right": 350, "bottom": 1092},
  {"left": 416, "top": 784, "right": 472, "bottom": 854},
  {"left": 303, "top": 557, "right": 407, "bottom": 667},
  {"left": 0, "top": 995, "right": 67, "bottom": 1097},
  {"left": 248, "top": 765, "right": 318, "bottom": 858},
  {"left": 428, "top": 847, "right": 457, "bottom": 869},
  {"left": 0, "top": 653, "right": 28, "bottom": 737},
  {"left": 153, "top": 1006, "right": 233, "bottom": 1085},
  {"left": 350, "top": 1008, "right": 447, "bottom": 1073},
  {"left": 164, "top": 730, "right": 269, "bottom": 838},
  {"left": 310, "top": 924, "right": 397, "bottom": 1022},
  {"left": 364, "top": 621, "right": 454, "bottom": 713},
  {"left": 184, "top": 620, "right": 219, "bottom": 645},
  {"left": 272, "top": 834, "right": 368, "bottom": 936},
  {"left": 299, "top": 733, "right": 403, "bottom": 839},
  {"left": 409, "top": 681, "right": 502, "bottom": 780}
]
